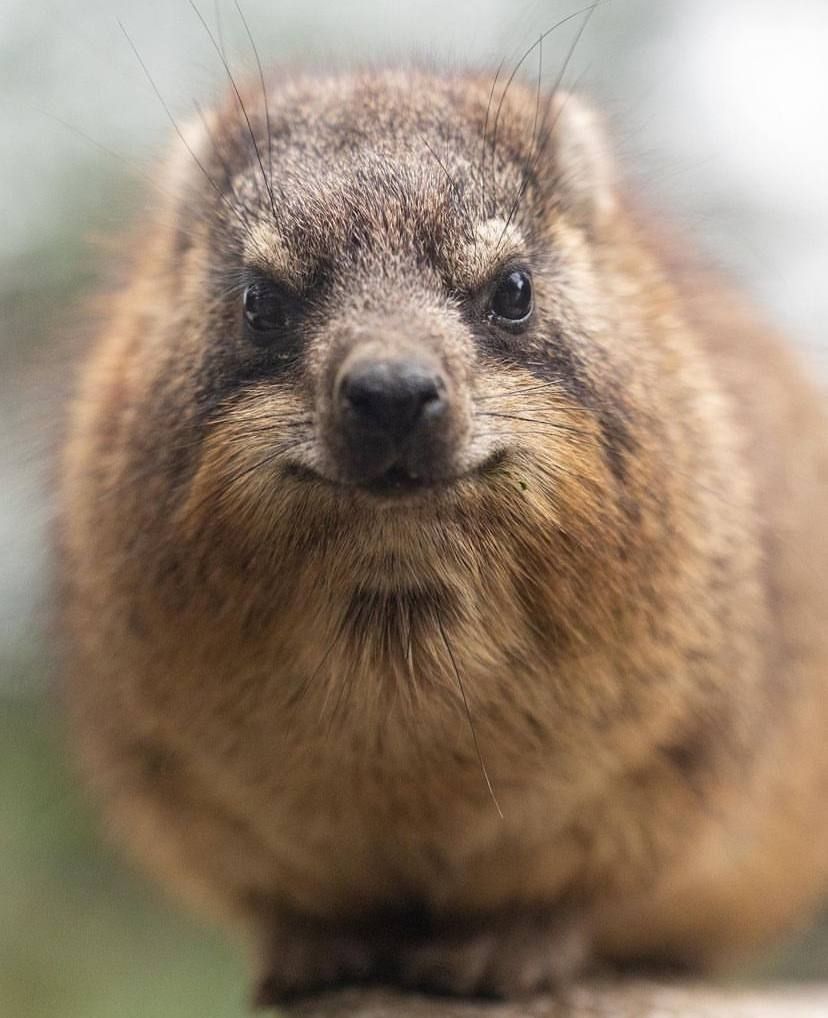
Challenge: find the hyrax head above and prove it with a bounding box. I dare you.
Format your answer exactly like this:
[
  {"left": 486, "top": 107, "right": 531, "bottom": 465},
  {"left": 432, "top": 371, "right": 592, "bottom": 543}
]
[{"left": 145, "top": 68, "right": 658, "bottom": 582}]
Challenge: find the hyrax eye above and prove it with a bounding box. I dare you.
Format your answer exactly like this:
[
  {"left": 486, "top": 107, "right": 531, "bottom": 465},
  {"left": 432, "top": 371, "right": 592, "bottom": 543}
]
[
  {"left": 242, "top": 279, "right": 288, "bottom": 342},
  {"left": 489, "top": 269, "right": 533, "bottom": 325}
]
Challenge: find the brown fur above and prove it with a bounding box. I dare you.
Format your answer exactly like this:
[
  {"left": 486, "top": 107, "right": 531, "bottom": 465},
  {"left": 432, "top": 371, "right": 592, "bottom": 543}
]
[{"left": 59, "top": 68, "right": 828, "bottom": 1001}]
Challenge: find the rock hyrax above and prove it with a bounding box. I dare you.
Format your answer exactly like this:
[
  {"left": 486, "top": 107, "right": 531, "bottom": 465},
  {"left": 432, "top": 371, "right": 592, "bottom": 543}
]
[{"left": 60, "top": 67, "right": 828, "bottom": 1003}]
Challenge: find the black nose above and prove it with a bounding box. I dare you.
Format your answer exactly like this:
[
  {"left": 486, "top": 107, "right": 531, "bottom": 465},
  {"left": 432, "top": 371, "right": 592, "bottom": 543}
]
[{"left": 339, "top": 359, "right": 446, "bottom": 442}]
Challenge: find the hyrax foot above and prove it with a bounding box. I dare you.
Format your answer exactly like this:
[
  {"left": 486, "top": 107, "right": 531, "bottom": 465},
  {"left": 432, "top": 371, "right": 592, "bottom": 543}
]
[
  {"left": 396, "top": 911, "right": 590, "bottom": 998},
  {"left": 252, "top": 908, "right": 590, "bottom": 1004},
  {"left": 253, "top": 928, "right": 374, "bottom": 1007}
]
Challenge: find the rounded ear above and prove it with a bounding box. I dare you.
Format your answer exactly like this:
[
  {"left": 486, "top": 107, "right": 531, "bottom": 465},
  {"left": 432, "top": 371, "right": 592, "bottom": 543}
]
[
  {"left": 160, "top": 110, "right": 217, "bottom": 198},
  {"left": 548, "top": 93, "right": 616, "bottom": 231}
]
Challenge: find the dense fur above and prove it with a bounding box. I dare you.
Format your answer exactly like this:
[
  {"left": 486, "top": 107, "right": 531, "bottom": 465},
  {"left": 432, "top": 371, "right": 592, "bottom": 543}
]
[{"left": 60, "top": 68, "right": 828, "bottom": 1001}]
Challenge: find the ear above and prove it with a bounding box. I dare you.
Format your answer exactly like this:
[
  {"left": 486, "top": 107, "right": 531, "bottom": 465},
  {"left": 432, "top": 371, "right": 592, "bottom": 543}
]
[
  {"left": 548, "top": 93, "right": 616, "bottom": 231},
  {"left": 160, "top": 110, "right": 217, "bottom": 200}
]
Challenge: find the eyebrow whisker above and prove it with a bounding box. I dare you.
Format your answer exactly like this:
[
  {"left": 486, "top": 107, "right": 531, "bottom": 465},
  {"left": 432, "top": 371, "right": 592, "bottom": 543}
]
[
  {"left": 117, "top": 18, "right": 251, "bottom": 236},
  {"left": 497, "top": 3, "right": 599, "bottom": 255},
  {"left": 490, "top": 4, "right": 597, "bottom": 229},
  {"left": 188, "top": 0, "right": 277, "bottom": 222},
  {"left": 234, "top": 0, "right": 275, "bottom": 200}
]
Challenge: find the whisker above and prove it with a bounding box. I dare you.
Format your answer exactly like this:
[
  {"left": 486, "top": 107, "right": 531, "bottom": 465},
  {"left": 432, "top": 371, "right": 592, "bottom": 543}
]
[
  {"left": 213, "top": 0, "right": 226, "bottom": 60},
  {"left": 403, "top": 599, "right": 415, "bottom": 678},
  {"left": 495, "top": 404, "right": 585, "bottom": 419},
  {"left": 420, "top": 136, "right": 462, "bottom": 207},
  {"left": 479, "top": 411, "right": 592, "bottom": 438},
  {"left": 497, "top": 30, "right": 543, "bottom": 248},
  {"left": 485, "top": 428, "right": 591, "bottom": 443},
  {"left": 496, "top": 3, "right": 599, "bottom": 254},
  {"left": 192, "top": 98, "right": 254, "bottom": 214},
  {"left": 475, "top": 381, "right": 576, "bottom": 401},
  {"left": 285, "top": 616, "right": 345, "bottom": 712},
  {"left": 471, "top": 430, "right": 587, "bottom": 470},
  {"left": 209, "top": 423, "right": 313, "bottom": 437},
  {"left": 205, "top": 413, "right": 314, "bottom": 429},
  {"left": 490, "top": 5, "right": 596, "bottom": 220},
  {"left": 323, "top": 654, "right": 356, "bottom": 736},
  {"left": 31, "top": 104, "right": 185, "bottom": 212},
  {"left": 188, "top": 0, "right": 277, "bottom": 221},
  {"left": 234, "top": 0, "right": 274, "bottom": 198},
  {"left": 185, "top": 438, "right": 312, "bottom": 517},
  {"left": 480, "top": 54, "right": 508, "bottom": 220},
  {"left": 532, "top": 30, "right": 545, "bottom": 160},
  {"left": 104, "top": 432, "right": 310, "bottom": 497},
  {"left": 117, "top": 18, "right": 250, "bottom": 235},
  {"left": 323, "top": 595, "right": 375, "bottom": 734},
  {"left": 477, "top": 403, "right": 578, "bottom": 419},
  {"left": 547, "top": 2, "right": 601, "bottom": 118},
  {"left": 436, "top": 614, "right": 503, "bottom": 819},
  {"left": 476, "top": 392, "right": 582, "bottom": 409}
]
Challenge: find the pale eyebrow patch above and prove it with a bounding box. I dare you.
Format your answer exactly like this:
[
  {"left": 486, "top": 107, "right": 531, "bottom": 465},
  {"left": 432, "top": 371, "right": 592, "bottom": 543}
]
[
  {"left": 242, "top": 221, "right": 311, "bottom": 290},
  {"left": 451, "top": 218, "right": 526, "bottom": 290}
]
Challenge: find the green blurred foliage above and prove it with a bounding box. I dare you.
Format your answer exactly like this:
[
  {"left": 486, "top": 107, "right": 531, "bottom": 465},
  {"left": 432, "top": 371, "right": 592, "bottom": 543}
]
[{"left": 1, "top": 683, "right": 252, "bottom": 1018}]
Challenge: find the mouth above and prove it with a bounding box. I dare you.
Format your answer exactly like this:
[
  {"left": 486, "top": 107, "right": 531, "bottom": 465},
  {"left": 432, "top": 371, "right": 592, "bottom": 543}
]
[
  {"left": 363, "top": 464, "right": 435, "bottom": 496},
  {"left": 285, "top": 450, "right": 507, "bottom": 497}
]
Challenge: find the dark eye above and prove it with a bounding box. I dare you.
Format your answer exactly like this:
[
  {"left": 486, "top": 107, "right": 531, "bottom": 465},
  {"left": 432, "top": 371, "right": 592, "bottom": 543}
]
[
  {"left": 242, "top": 279, "right": 288, "bottom": 342},
  {"left": 489, "top": 269, "right": 533, "bottom": 324}
]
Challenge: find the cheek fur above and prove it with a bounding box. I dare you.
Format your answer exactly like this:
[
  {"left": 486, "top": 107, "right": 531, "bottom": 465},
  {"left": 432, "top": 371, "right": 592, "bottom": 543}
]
[{"left": 174, "top": 390, "right": 314, "bottom": 535}]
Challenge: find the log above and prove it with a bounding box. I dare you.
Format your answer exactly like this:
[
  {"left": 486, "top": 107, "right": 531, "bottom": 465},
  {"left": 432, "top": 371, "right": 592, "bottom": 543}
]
[{"left": 287, "top": 982, "right": 828, "bottom": 1018}]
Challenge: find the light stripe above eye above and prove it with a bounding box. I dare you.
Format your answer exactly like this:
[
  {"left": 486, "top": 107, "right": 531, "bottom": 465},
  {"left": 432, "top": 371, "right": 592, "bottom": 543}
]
[
  {"left": 241, "top": 215, "right": 525, "bottom": 296},
  {"left": 242, "top": 222, "right": 311, "bottom": 291},
  {"left": 450, "top": 218, "right": 526, "bottom": 291}
]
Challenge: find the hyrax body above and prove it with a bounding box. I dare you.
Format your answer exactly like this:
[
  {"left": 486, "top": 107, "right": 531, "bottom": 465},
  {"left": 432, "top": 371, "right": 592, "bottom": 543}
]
[{"left": 60, "top": 68, "right": 828, "bottom": 1001}]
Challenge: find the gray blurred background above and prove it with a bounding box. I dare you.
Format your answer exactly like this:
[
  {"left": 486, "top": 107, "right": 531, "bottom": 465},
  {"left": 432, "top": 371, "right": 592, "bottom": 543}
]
[{"left": 2, "top": 1, "right": 827, "bottom": 1015}]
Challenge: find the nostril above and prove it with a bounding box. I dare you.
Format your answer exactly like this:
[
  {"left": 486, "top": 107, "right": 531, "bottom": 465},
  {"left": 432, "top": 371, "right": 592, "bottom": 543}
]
[{"left": 340, "top": 359, "right": 446, "bottom": 440}]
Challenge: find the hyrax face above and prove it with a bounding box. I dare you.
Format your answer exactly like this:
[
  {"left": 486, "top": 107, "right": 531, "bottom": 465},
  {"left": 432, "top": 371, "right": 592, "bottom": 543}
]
[{"left": 123, "top": 69, "right": 660, "bottom": 607}]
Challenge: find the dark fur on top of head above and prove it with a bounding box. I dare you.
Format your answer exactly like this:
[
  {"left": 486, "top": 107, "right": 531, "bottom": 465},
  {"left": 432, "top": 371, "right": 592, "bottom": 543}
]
[{"left": 60, "top": 61, "right": 828, "bottom": 1001}]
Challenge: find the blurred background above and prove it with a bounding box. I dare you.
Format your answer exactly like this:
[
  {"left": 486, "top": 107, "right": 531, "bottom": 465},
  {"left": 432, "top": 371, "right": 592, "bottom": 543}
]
[{"left": 2, "top": 1, "right": 827, "bottom": 1015}]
